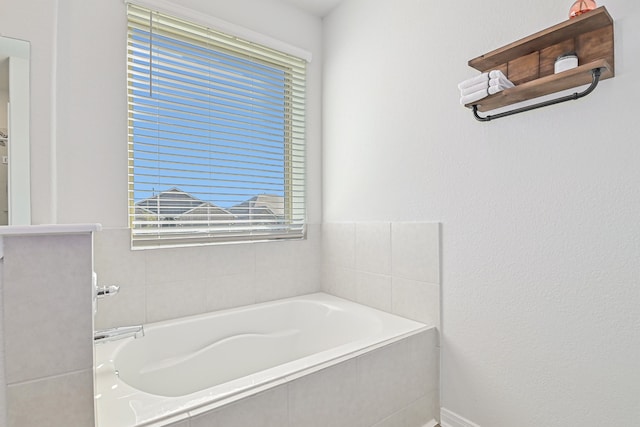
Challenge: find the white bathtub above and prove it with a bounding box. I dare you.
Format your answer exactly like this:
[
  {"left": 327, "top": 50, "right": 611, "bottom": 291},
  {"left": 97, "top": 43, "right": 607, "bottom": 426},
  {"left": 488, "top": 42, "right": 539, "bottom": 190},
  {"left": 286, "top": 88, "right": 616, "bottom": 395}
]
[{"left": 94, "top": 293, "right": 432, "bottom": 426}]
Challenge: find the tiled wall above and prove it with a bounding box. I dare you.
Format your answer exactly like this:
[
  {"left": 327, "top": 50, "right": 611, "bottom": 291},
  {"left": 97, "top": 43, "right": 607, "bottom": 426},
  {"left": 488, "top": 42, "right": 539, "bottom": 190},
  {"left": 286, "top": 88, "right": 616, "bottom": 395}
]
[
  {"left": 96, "top": 222, "right": 440, "bottom": 331},
  {"left": 156, "top": 329, "right": 438, "bottom": 427},
  {"left": 0, "top": 233, "right": 95, "bottom": 427},
  {"left": 322, "top": 222, "right": 441, "bottom": 329},
  {"left": 94, "top": 224, "right": 322, "bottom": 329}
]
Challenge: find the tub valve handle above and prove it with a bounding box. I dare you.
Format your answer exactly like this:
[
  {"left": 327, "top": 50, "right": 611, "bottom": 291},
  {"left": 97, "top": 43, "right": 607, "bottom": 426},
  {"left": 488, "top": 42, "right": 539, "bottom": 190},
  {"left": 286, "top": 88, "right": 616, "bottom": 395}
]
[{"left": 96, "top": 284, "right": 120, "bottom": 298}]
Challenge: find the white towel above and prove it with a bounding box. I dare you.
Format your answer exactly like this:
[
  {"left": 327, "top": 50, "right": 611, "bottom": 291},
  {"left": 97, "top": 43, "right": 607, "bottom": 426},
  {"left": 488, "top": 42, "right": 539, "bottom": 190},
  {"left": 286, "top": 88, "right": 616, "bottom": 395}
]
[
  {"left": 488, "top": 85, "right": 503, "bottom": 95},
  {"left": 458, "top": 70, "right": 512, "bottom": 90},
  {"left": 457, "top": 72, "right": 489, "bottom": 90},
  {"left": 461, "top": 78, "right": 514, "bottom": 96},
  {"left": 488, "top": 76, "right": 514, "bottom": 89},
  {"left": 460, "top": 80, "right": 491, "bottom": 96},
  {"left": 459, "top": 85, "right": 505, "bottom": 105},
  {"left": 460, "top": 89, "right": 488, "bottom": 105},
  {"left": 489, "top": 69, "right": 508, "bottom": 80}
]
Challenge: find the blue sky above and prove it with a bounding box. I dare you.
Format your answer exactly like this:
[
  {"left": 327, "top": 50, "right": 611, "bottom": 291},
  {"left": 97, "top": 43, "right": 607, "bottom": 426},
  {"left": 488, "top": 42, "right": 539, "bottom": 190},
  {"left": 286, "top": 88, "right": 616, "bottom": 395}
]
[{"left": 129, "top": 28, "right": 287, "bottom": 208}]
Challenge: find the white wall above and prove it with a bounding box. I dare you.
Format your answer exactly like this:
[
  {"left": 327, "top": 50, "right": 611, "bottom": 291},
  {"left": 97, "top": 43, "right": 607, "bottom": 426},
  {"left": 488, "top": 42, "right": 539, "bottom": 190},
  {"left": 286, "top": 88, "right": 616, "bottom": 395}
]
[
  {"left": 324, "top": 0, "right": 640, "bottom": 426},
  {"left": 54, "top": 0, "right": 323, "bottom": 227}
]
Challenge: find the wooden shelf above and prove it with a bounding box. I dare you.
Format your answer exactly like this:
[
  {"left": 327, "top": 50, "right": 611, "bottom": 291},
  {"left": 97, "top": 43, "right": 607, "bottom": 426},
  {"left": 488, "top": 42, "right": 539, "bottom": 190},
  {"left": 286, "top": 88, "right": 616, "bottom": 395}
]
[
  {"left": 469, "top": 7, "right": 613, "bottom": 71},
  {"left": 467, "top": 59, "right": 612, "bottom": 112},
  {"left": 465, "top": 7, "right": 614, "bottom": 115}
]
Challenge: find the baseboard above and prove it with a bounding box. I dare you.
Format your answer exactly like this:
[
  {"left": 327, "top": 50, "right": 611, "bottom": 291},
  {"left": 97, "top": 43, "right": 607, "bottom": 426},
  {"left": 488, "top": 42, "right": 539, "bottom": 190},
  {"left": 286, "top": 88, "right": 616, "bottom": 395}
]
[
  {"left": 440, "top": 408, "right": 481, "bottom": 427},
  {"left": 423, "top": 419, "right": 439, "bottom": 427}
]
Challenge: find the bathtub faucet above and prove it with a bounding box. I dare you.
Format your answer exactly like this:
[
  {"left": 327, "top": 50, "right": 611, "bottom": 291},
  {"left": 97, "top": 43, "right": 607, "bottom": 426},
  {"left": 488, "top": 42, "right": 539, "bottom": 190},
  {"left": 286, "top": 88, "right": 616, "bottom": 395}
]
[
  {"left": 96, "top": 284, "right": 120, "bottom": 298},
  {"left": 94, "top": 325, "right": 145, "bottom": 344}
]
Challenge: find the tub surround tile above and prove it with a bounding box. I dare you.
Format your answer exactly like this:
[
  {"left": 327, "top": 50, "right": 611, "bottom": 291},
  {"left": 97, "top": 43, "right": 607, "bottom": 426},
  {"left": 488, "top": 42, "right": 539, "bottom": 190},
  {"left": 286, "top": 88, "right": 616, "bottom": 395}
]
[
  {"left": 3, "top": 235, "right": 93, "bottom": 384},
  {"left": 294, "top": 260, "right": 322, "bottom": 293},
  {"left": 323, "top": 221, "right": 441, "bottom": 331},
  {"left": 145, "top": 238, "right": 257, "bottom": 286},
  {"left": 305, "top": 223, "right": 323, "bottom": 251},
  {"left": 95, "top": 282, "right": 146, "bottom": 329},
  {"left": 254, "top": 267, "right": 296, "bottom": 303},
  {"left": 93, "top": 228, "right": 147, "bottom": 328},
  {"left": 146, "top": 278, "right": 210, "bottom": 323},
  {"left": 190, "top": 386, "right": 288, "bottom": 427},
  {"left": 356, "top": 330, "right": 438, "bottom": 427},
  {"left": 406, "top": 330, "right": 439, "bottom": 397},
  {"left": 7, "top": 369, "right": 94, "bottom": 427},
  {"left": 391, "top": 222, "right": 440, "bottom": 284},
  {"left": 205, "top": 272, "right": 257, "bottom": 312},
  {"left": 292, "top": 239, "right": 323, "bottom": 274},
  {"left": 145, "top": 244, "right": 213, "bottom": 285},
  {"left": 95, "top": 226, "right": 322, "bottom": 326},
  {"left": 93, "top": 227, "right": 146, "bottom": 287},
  {"left": 392, "top": 277, "right": 440, "bottom": 327},
  {"left": 356, "top": 339, "right": 416, "bottom": 427},
  {"left": 356, "top": 271, "right": 392, "bottom": 312},
  {"left": 323, "top": 265, "right": 357, "bottom": 301},
  {"left": 288, "top": 359, "right": 361, "bottom": 427},
  {"left": 2, "top": 233, "right": 96, "bottom": 427},
  {"left": 355, "top": 222, "right": 391, "bottom": 275},
  {"left": 254, "top": 265, "right": 319, "bottom": 304},
  {"left": 96, "top": 221, "right": 438, "bottom": 333},
  {"left": 294, "top": 262, "right": 324, "bottom": 293},
  {"left": 2, "top": 234, "right": 92, "bottom": 283},
  {"left": 323, "top": 222, "right": 356, "bottom": 268},
  {"left": 373, "top": 394, "right": 439, "bottom": 427},
  {"left": 254, "top": 224, "right": 321, "bottom": 271},
  {"left": 254, "top": 237, "right": 322, "bottom": 304},
  {"left": 206, "top": 243, "right": 256, "bottom": 278},
  {"left": 255, "top": 239, "right": 297, "bottom": 271}
]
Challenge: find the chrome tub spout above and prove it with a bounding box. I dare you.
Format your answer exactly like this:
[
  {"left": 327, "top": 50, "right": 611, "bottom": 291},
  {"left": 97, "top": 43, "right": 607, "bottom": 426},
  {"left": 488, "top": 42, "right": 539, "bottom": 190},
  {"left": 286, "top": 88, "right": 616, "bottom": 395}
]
[{"left": 94, "top": 325, "right": 144, "bottom": 344}]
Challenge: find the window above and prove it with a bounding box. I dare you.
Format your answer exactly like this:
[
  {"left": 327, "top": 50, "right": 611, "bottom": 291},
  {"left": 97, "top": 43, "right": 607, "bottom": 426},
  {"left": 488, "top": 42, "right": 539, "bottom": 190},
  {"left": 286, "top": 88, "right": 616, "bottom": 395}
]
[{"left": 127, "top": 4, "right": 307, "bottom": 248}]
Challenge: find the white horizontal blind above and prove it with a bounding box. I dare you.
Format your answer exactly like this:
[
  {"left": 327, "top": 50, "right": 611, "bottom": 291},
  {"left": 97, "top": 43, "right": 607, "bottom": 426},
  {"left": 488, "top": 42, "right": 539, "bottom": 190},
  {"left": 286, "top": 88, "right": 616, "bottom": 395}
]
[{"left": 127, "top": 4, "right": 306, "bottom": 248}]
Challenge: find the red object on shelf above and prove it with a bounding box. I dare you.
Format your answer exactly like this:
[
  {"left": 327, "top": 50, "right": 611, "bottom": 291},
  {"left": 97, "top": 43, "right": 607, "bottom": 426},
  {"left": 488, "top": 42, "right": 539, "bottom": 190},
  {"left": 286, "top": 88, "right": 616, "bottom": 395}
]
[{"left": 569, "top": 0, "right": 597, "bottom": 18}]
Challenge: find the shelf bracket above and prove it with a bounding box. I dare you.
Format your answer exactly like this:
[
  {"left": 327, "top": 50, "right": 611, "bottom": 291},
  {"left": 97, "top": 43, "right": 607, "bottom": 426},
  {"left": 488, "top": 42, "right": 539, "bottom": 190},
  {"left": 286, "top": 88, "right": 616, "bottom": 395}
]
[{"left": 472, "top": 68, "right": 602, "bottom": 122}]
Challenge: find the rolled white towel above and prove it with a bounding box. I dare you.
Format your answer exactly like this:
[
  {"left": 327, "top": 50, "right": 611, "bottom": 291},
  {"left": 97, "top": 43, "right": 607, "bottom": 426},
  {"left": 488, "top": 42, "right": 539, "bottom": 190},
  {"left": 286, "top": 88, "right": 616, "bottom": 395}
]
[
  {"left": 459, "top": 70, "right": 512, "bottom": 89},
  {"left": 457, "top": 72, "right": 489, "bottom": 90},
  {"left": 460, "top": 85, "right": 505, "bottom": 105},
  {"left": 460, "top": 88, "right": 488, "bottom": 105},
  {"left": 489, "top": 69, "right": 508, "bottom": 80},
  {"left": 489, "top": 76, "right": 514, "bottom": 89},
  {"left": 460, "top": 80, "right": 490, "bottom": 96}
]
